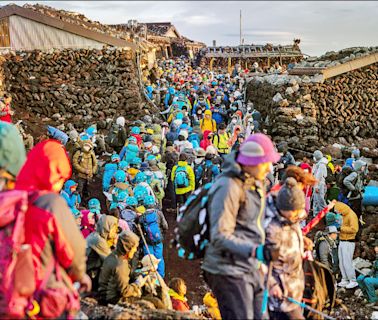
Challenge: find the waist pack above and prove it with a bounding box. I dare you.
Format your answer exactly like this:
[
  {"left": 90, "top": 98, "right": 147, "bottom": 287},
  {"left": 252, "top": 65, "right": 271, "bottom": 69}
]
[{"left": 174, "top": 183, "right": 213, "bottom": 260}]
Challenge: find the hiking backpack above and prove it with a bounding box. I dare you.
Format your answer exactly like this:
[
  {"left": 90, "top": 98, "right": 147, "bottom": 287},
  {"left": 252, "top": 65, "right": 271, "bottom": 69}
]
[
  {"left": 139, "top": 210, "right": 163, "bottom": 245},
  {"left": 174, "top": 183, "right": 213, "bottom": 260},
  {"left": 174, "top": 166, "right": 190, "bottom": 188},
  {"left": 336, "top": 166, "right": 353, "bottom": 191},
  {"left": 106, "top": 124, "right": 123, "bottom": 148},
  {"left": 0, "top": 190, "right": 37, "bottom": 317},
  {"left": 313, "top": 230, "right": 326, "bottom": 260},
  {"left": 325, "top": 165, "right": 335, "bottom": 184},
  {"left": 195, "top": 163, "right": 213, "bottom": 187},
  {"left": 121, "top": 209, "right": 138, "bottom": 232}
]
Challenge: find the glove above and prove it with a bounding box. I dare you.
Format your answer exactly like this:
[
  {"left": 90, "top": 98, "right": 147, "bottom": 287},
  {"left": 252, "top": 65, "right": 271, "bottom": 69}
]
[{"left": 255, "top": 244, "right": 280, "bottom": 263}]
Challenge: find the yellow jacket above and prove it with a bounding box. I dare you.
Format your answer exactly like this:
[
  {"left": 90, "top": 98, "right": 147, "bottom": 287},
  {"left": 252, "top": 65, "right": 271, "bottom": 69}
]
[
  {"left": 212, "top": 132, "right": 231, "bottom": 154},
  {"left": 335, "top": 202, "right": 359, "bottom": 240},
  {"left": 203, "top": 293, "right": 221, "bottom": 320},
  {"left": 200, "top": 111, "right": 217, "bottom": 133},
  {"left": 171, "top": 161, "right": 195, "bottom": 195}
]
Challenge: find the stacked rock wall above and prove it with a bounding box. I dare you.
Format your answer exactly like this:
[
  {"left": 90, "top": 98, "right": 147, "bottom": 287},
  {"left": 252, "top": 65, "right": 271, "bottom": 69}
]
[
  {"left": 0, "top": 47, "right": 148, "bottom": 132},
  {"left": 246, "top": 63, "right": 378, "bottom": 159}
]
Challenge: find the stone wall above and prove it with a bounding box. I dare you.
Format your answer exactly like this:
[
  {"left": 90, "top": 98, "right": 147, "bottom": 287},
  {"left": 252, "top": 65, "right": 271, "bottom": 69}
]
[
  {"left": 246, "top": 63, "right": 378, "bottom": 161},
  {"left": 0, "top": 47, "right": 149, "bottom": 132}
]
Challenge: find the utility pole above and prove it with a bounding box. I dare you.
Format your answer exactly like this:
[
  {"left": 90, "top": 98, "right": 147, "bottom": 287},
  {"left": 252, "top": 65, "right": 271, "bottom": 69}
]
[{"left": 239, "top": 9, "right": 242, "bottom": 46}]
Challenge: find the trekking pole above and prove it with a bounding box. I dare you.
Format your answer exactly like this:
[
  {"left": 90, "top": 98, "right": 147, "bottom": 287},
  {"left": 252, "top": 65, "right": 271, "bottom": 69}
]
[
  {"left": 135, "top": 223, "right": 163, "bottom": 288},
  {"left": 261, "top": 262, "right": 273, "bottom": 316},
  {"left": 283, "top": 296, "right": 336, "bottom": 320}
]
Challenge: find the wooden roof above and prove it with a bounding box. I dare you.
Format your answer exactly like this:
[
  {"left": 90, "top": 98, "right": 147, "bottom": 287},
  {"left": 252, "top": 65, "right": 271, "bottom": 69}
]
[
  {"left": 0, "top": 4, "right": 136, "bottom": 50},
  {"left": 289, "top": 51, "right": 378, "bottom": 80}
]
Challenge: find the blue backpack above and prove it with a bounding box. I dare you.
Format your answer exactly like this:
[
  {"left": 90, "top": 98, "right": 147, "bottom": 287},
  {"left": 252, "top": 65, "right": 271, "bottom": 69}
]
[
  {"left": 139, "top": 210, "right": 162, "bottom": 245},
  {"left": 174, "top": 166, "right": 190, "bottom": 188}
]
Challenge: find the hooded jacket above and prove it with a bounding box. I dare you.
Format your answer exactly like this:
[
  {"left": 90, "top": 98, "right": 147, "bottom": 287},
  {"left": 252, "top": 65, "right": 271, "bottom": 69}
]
[
  {"left": 98, "top": 239, "right": 141, "bottom": 304},
  {"left": 86, "top": 215, "right": 119, "bottom": 272},
  {"left": 16, "top": 140, "right": 86, "bottom": 290},
  {"left": 103, "top": 163, "right": 118, "bottom": 192},
  {"left": 335, "top": 202, "right": 359, "bottom": 241},
  {"left": 313, "top": 157, "right": 328, "bottom": 187},
  {"left": 60, "top": 179, "right": 81, "bottom": 210},
  {"left": 171, "top": 161, "right": 195, "bottom": 195},
  {"left": 200, "top": 110, "right": 217, "bottom": 133},
  {"left": 200, "top": 130, "right": 212, "bottom": 151},
  {"left": 120, "top": 143, "right": 139, "bottom": 164},
  {"left": 166, "top": 126, "right": 179, "bottom": 143},
  {"left": 81, "top": 210, "right": 96, "bottom": 239},
  {"left": 202, "top": 152, "right": 266, "bottom": 276},
  {"left": 73, "top": 140, "right": 98, "bottom": 179}
]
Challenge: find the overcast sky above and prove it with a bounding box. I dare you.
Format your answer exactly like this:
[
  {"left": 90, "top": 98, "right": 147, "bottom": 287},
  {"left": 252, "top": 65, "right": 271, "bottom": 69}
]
[{"left": 6, "top": 1, "right": 378, "bottom": 56}]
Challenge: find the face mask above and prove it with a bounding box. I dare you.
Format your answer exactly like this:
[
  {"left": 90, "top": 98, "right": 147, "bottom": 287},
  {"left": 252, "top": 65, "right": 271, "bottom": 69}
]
[
  {"left": 232, "top": 119, "right": 237, "bottom": 124},
  {"left": 83, "top": 145, "right": 91, "bottom": 152},
  {"left": 197, "top": 110, "right": 202, "bottom": 115}
]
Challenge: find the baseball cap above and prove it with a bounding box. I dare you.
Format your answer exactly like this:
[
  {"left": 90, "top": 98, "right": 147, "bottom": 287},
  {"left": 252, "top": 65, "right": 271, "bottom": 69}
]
[
  {"left": 326, "top": 225, "right": 339, "bottom": 234},
  {"left": 237, "top": 133, "right": 280, "bottom": 166}
]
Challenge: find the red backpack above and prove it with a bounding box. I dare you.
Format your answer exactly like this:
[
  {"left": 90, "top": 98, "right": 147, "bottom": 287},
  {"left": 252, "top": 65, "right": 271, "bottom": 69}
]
[{"left": 0, "top": 190, "right": 36, "bottom": 317}]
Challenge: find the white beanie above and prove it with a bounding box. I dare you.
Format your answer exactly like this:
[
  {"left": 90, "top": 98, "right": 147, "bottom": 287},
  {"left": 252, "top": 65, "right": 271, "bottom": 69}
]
[{"left": 116, "top": 116, "right": 125, "bottom": 127}]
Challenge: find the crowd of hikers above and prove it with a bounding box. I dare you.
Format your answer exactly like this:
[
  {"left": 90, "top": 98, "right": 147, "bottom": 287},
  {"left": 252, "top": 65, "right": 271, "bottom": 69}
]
[{"left": 0, "top": 56, "right": 377, "bottom": 320}]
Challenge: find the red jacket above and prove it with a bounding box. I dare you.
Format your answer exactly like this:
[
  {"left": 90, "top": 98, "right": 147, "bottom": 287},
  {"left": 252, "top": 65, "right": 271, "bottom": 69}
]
[
  {"left": 16, "top": 140, "right": 86, "bottom": 287},
  {"left": 171, "top": 297, "right": 190, "bottom": 312},
  {"left": 131, "top": 133, "right": 142, "bottom": 147},
  {"left": 200, "top": 130, "right": 212, "bottom": 151}
]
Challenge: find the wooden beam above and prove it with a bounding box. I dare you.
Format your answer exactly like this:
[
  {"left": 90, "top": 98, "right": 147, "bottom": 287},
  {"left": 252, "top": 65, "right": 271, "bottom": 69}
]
[{"left": 321, "top": 52, "right": 378, "bottom": 79}]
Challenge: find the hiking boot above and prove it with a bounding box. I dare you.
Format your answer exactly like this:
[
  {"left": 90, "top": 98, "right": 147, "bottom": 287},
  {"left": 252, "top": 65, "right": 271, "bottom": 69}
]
[
  {"left": 338, "top": 280, "right": 349, "bottom": 287},
  {"left": 346, "top": 281, "right": 358, "bottom": 289}
]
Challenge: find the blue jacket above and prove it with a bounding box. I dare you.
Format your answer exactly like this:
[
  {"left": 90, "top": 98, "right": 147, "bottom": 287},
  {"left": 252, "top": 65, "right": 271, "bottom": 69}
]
[
  {"left": 103, "top": 163, "right": 118, "bottom": 192},
  {"left": 166, "top": 126, "right": 179, "bottom": 143},
  {"left": 120, "top": 144, "right": 139, "bottom": 163},
  {"left": 212, "top": 111, "right": 225, "bottom": 125},
  {"left": 61, "top": 180, "right": 81, "bottom": 210}
]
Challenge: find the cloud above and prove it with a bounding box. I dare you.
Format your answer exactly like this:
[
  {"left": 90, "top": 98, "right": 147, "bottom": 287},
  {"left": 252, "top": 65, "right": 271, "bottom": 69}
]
[{"left": 3, "top": 0, "right": 378, "bottom": 56}]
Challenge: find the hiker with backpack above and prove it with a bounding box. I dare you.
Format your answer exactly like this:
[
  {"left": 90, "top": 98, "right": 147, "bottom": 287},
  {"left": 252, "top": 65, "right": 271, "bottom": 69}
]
[
  {"left": 121, "top": 196, "right": 139, "bottom": 232},
  {"left": 0, "top": 121, "right": 26, "bottom": 192},
  {"left": 314, "top": 225, "right": 339, "bottom": 273},
  {"left": 119, "top": 136, "right": 140, "bottom": 163},
  {"left": 9, "top": 140, "right": 90, "bottom": 318},
  {"left": 171, "top": 153, "right": 195, "bottom": 209},
  {"left": 139, "top": 195, "right": 168, "bottom": 278},
  {"left": 340, "top": 159, "right": 367, "bottom": 218},
  {"left": 73, "top": 139, "right": 98, "bottom": 201},
  {"left": 195, "top": 153, "right": 220, "bottom": 188},
  {"left": 202, "top": 133, "right": 281, "bottom": 320},
  {"left": 98, "top": 230, "right": 144, "bottom": 305},
  {"left": 265, "top": 177, "right": 308, "bottom": 320},
  {"left": 103, "top": 154, "right": 121, "bottom": 192},
  {"left": 106, "top": 116, "right": 128, "bottom": 153},
  {"left": 312, "top": 150, "right": 328, "bottom": 216},
  {"left": 212, "top": 123, "right": 231, "bottom": 158}
]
